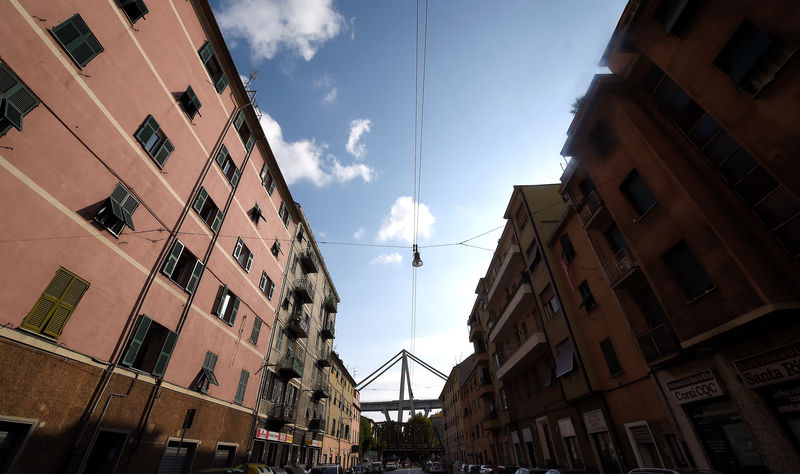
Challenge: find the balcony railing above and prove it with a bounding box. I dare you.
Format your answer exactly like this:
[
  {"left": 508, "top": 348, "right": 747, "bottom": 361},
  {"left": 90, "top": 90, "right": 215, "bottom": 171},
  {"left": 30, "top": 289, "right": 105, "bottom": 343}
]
[
  {"left": 286, "top": 312, "right": 309, "bottom": 339},
  {"left": 312, "top": 379, "right": 331, "bottom": 399},
  {"left": 308, "top": 417, "right": 326, "bottom": 432},
  {"left": 299, "top": 246, "right": 319, "bottom": 273},
  {"left": 268, "top": 402, "right": 297, "bottom": 424},
  {"left": 320, "top": 319, "right": 335, "bottom": 339},
  {"left": 637, "top": 324, "right": 680, "bottom": 363},
  {"left": 324, "top": 294, "right": 337, "bottom": 313},
  {"left": 278, "top": 354, "right": 304, "bottom": 379},
  {"left": 577, "top": 191, "right": 604, "bottom": 227},
  {"left": 604, "top": 247, "right": 639, "bottom": 287},
  {"left": 316, "top": 350, "right": 332, "bottom": 367},
  {"left": 294, "top": 276, "right": 314, "bottom": 303}
]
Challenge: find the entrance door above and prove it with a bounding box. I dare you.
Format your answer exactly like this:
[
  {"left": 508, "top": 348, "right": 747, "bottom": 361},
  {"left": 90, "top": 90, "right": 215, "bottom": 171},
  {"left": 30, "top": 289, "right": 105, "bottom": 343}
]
[
  {"left": 83, "top": 429, "right": 128, "bottom": 474},
  {"left": 158, "top": 440, "right": 197, "bottom": 474},
  {"left": 625, "top": 422, "right": 663, "bottom": 468}
]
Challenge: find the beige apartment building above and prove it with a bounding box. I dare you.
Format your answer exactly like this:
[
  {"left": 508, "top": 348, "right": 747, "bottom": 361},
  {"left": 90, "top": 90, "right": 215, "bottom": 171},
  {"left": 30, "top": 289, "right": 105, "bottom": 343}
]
[{"left": 322, "top": 352, "right": 359, "bottom": 468}]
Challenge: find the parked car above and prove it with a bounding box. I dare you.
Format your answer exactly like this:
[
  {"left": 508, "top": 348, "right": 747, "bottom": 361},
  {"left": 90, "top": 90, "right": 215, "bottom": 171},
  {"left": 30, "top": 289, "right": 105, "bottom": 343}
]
[
  {"left": 429, "top": 462, "right": 444, "bottom": 473},
  {"left": 628, "top": 470, "right": 722, "bottom": 474},
  {"left": 479, "top": 467, "right": 502, "bottom": 474},
  {"left": 513, "top": 469, "right": 548, "bottom": 474},
  {"left": 386, "top": 462, "right": 397, "bottom": 471},
  {"left": 196, "top": 464, "right": 273, "bottom": 474},
  {"left": 371, "top": 462, "right": 384, "bottom": 472},
  {"left": 542, "top": 469, "right": 588, "bottom": 474},
  {"left": 310, "top": 465, "right": 345, "bottom": 474}
]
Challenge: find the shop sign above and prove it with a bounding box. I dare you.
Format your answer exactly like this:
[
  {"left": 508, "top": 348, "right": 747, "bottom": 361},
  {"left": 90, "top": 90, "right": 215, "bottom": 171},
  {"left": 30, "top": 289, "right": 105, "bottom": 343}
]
[
  {"left": 582, "top": 409, "right": 608, "bottom": 434},
  {"left": 256, "top": 428, "right": 267, "bottom": 439},
  {"left": 666, "top": 369, "right": 723, "bottom": 405},
  {"left": 734, "top": 340, "right": 800, "bottom": 388},
  {"left": 304, "top": 439, "right": 323, "bottom": 447},
  {"left": 255, "top": 429, "right": 292, "bottom": 443}
]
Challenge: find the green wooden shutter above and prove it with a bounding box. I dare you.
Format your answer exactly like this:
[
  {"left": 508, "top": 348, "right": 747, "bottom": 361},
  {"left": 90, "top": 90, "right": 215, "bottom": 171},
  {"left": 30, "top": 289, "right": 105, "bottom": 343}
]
[
  {"left": 233, "top": 237, "right": 243, "bottom": 258},
  {"left": 214, "top": 74, "right": 229, "bottom": 94},
  {"left": 109, "top": 183, "right": 137, "bottom": 231},
  {"left": 52, "top": 15, "right": 104, "bottom": 67},
  {"left": 203, "top": 351, "right": 219, "bottom": 385},
  {"left": 0, "top": 65, "right": 38, "bottom": 134},
  {"left": 215, "top": 144, "right": 228, "bottom": 166},
  {"left": 152, "top": 138, "right": 174, "bottom": 168},
  {"left": 151, "top": 330, "right": 178, "bottom": 377},
  {"left": 234, "top": 111, "right": 245, "bottom": 131},
  {"left": 259, "top": 271, "right": 268, "bottom": 292},
  {"left": 245, "top": 135, "right": 256, "bottom": 152},
  {"left": 180, "top": 86, "right": 201, "bottom": 119},
  {"left": 235, "top": 370, "right": 249, "bottom": 404},
  {"left": 120, "top": 0, "right": 148, "bottom": 23},
  {"left": 211, "top": 209, "right": 224, "bottom": 233},
  {"left": 198, "top": 41, "right": 214, "bottom": 64},
  {"left": 135, "top": 115, "right": 159, "bottom": 147},
  {"left": 228, "top": 297, "right": 240, "bottom": 326},
  {"left": 186, "top": 259, "right": 204, "bottom": 293},
  {"left": 162, "top": 239, "right": 184, "bottom": 278},
  {"left": 42, "top": 276, "right": 89, "bottom": 338},
  {"left": 121, "top": 315, "right": 152, "bottom": 366},
  {"left": 250, "top": 318, "right": 262, "bottom": 344},
  {"left": 230, "top": 167, "right": 241, "bottom": 187},
  {"left": 214, "top": 285, "right": 229, "bottom": 315},
  {"left": 245, "top": 252, "right": 253, "bottom": 272},
  {"left": 268, "top": 179, "right": 276, "bottom": 195},
  {"left": 193, "top": 187, "right": 208, "bottom": 213}
]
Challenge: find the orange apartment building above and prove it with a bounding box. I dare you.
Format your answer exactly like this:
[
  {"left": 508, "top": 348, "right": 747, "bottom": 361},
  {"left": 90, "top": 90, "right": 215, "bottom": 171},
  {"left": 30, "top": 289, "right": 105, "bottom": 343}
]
[
  {"left": 559, "top": 0, "right": 800, "bottom": 472},
  {"left": 0, "top": 0, "right": 326, "bottom": 472},
  {"left": 439, "top": 363, "right": 466, "bottom": 464}
]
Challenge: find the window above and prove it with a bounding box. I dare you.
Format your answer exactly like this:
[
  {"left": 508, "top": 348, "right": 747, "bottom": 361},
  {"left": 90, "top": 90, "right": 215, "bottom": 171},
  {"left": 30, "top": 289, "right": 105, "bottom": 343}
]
[
  {"left": 121, "top": 315, "right": 178, "bottom": 377},
  {"left": 117, "top": 0, "right": 148, "bottom": 24},
  {"left": 555, "top": 339, "right": 575, "bottom": 377},
  {"left": 94, "top": 183, "right": 139, "bottom": 236},
  {"left": 250, "top": 317, "right": 263, "bottom": 345},
  {"left": 0, "top": 63, "right": 39, "bottom": 137},
  {"left": 211, "top": 444, "right": 236, "bottom": 468},
  {"left": 234, "top": 369, "right": 250, "bottom": 404},
  {"left": 234, "top": 111, "right": 256, "bottom": 152},
  {"left": 662, "top": 240, "right": 715, "bottom": 299},
  {"left": 714, "top": 21, "right": 794, "bottom": 95},
  {"left": 233, "top": 237, "right": 254, "bottom": 272},
  {"left": 271, "top": 239, "right": 281, "bottom": 257},
  {"left": 162, "top": 239, "right": 204, "bottom": 293},
  {"left": 620, "top": 170, "right": 658, "bottom": 216},
  {"left": 599, "top": 338, "right": 623, "bottom": 376},
  {"left": 198, "top": 41, "right": 229, "bottom": 93},
  {"left": 291, "top": 256, "right": 298, "bottom": 274},
  {"left": 51, "top": 14, "right": 103, "bottom": 67},
  {"left": 192, "top": 187, "right": 224, "bottom": 232},
  {"left": 656, "top": 0, "right": 701, "bottom": 37},
  {"left": 588, "top": 121, "right": 616, "bottom": 156},
  {"left": 179, "top": 86, "right": 201, "bottom": 120},
  {"left": 0, "top": 420, "right": 34, "bottom": 474},
  {"left": 278, "top": 201, "right": 290, "bottom": 228},
  {"left": 260, "top": 163, "right": 277, "bottom": 195},
  {"left": 215, "top": 145, "right": 241, "bottom": 187},
  {"left": 250, "top": 203, "right": 263, "bottom": 223},
  {"left": 275, "top": 327, "right": 284, "bottom": 353},
  {"left": 604, "top": 224, "right": 628, "bottom": 254},
  {"left": 540, "top": 286, "right": 559, "bottom": 320},
  {"left": 259, "top": 271, "right": 275, "bottom": 299},
  {"left": 213, "top": 285, "right": 240, "bottom": 326},
  {"left": 135, "top": 115, "right": 174, "bottom": 168},
  {"left": 196, "top": 351, "right": 219, "bottom": 394},
  {"left": 281, "top": 291, "right": 292, "bottom": 310},
  {"left": 559, "top": 234, "right": 576, "bottom": 262},
  {"left": 577, "top": 281, "right": 597, "bottom": 312},
  {"left": 21, "top": 267, "right": 89, "bottom": 339}
]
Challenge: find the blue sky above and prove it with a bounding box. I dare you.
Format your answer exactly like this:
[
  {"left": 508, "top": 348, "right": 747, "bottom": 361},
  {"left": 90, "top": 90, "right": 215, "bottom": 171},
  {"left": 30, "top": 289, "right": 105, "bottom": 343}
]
[{"left": 210, "top": 0, "right": 627, "bottom": 418}]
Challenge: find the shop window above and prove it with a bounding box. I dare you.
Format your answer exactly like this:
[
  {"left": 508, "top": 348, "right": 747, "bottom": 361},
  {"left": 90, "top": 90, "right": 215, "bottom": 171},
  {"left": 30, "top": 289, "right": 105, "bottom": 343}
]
[
  {"left": 261, "top": 164, "right": 277, "bottom": 195},
  {"left": 259, "top": 271, "right": 275, "bottom": 299},
  {"left": 21, "top": 267, "right": 89, "bottom": 339},
  {"left": 0, "top": 419, "right": 34, "bottom": 473},
  {"left": 214, "top": 145, "right": 242, "bottom": 187},
  {"left": 117, "top": 0, "right": 148, "bottom": 24},
  {"left": 198, "top": 42, "right": 229, "bottom": 94},
  {"left": 600, "top": 338, "right": 623, "bottom": 376},
  {"left": 234, "top": 370, "right": 249, "bottom": 405},
  {"left": 656, "top": 0, "right": 702, "bottom": 37},
  {"left": 213, "top": 285, "right": 240, "bottom": 326},
  {"left": 179, "top": 86, "right": 201, "bottom": 120},
  {"left": 555, "top": 339, "right": 575, "bottom": 378},
  {"left": 95, "top": 183, "right": 139, "bottom": 236},
  {"left": 578, "top": 281, "right": 597, "bottom": 312},
  {"left": 662, "top": 240, "right": 715, "bottom": 299},
  {"left": 195, "top": 351, "right": 219, "bottom": 394},
  {"left": 620, "top": 170, "right": 658, "bottom": 216},
  {"left": 0, "top": 63, "right": 39, "bottom": 137},
  {"left": 192, "top": 187, "right": 224, "bottom": 233},
  {"left": 232, "top": 237, "right": 254, "bottom": 272},
  {"left": 211, "top": 444, "right": 236, "bottom": 468},
  {"left": 51, "top": 14, "right": 104, "bottom": 67},
  {"left": 560, "top": 234, "right": 576, "bottom": 262},
  {"left": 234, "top": 111, "right": 256, "bottom": 152},
  {"left": 249, "top": 317, "right": 263, "bottom": 345},
  {"left": 135, "top": 115, "right": 174, "bottom": 168},
  {"left": 121, "top": 315, "right": 177, "bottom": 377},
  {"left": 588, "top": 121, "right": 616, "bottom": 156},
  {"left": 162, "top": 240, "right": 203, "bottom": 293}
]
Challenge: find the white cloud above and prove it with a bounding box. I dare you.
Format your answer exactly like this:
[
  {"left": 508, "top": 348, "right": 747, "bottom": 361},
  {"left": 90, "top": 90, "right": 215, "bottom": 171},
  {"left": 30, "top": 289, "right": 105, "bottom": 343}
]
[
  {"left": 371, "top": 253, "right": 403, "bottom": 265},
  {"left": 353, "top": 228, "right": 365, "bottom": 240},
  {"left": 259, "top": 112, "right": 374, "bottom": 186},
  {"left": 346, "top": 119, "right": 372, "bottom": 159},
  {"left": 314, "top": 73, "right": 338, "bottom": 104},
  {"left": 216, "top": 0, "right": 347, "bottom": 62},
  {"left": 377, "top": 196, "right": 435, "bottom": 243},
  {"left": 322, "top": 88, "right": 338, "bottom": 104}
]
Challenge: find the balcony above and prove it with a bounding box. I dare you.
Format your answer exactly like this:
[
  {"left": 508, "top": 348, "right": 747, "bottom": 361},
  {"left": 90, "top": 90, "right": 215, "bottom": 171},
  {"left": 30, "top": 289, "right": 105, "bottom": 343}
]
[
  {"left": 286, "top": 312, "right": 309, "bottom": 339},
  {"left": 299, "top": 246, "right": 319, "bottom": 273},
  {"left": 483, "top": 409, "right": 500, "bottom": 429},
  {"left": 267, "top": 402, "right": 297, "bottom": 428},
  {"left": 316, "top": 350, "right": 332, "bottom": 368},
  {"left": 604, "top": 247, "right": 639, "bottom": 288},
  {"left": 324, "top": 294, "right": 338, "bottom": 313},
  {"left": 496, "top": 331, "right": 548, "bottom": 380},
  {"left": 320, "top": 319, "right": 335, "bottom": 339},
  {"left": 478, "top": 378, "right": 494, "bottom": 399},
  {"left": 488, "top": 283, "right": 533, "bottom": 343},
  {"left": 577, "top": 191, "right": 605, "bottom": 228},
  {"left": 308, "top": 417, "right": 326, "bottom": 432},
  {"left": 312, "top": 379, "right": 330, "bottom": 400},
  {"left": 468, "top": 319, "right": 484, "bottom": 343},
  {"left": 637, "top": 324, "right": 680, "bottom": 363},
  {"left": 278, "top": 354, "right": 304, "bottom": 379},
  {"left": 294, "top": 276, "right": 314, "bottom": 304},
  {"left": 486, "top": 246, "right": 522, "bottom": 306}
]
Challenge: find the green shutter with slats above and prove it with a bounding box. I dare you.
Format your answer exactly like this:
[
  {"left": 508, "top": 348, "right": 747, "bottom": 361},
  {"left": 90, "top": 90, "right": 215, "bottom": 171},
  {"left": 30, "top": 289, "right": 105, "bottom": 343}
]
[
  {"left": 250, "top": 318, "right": 262, "bottom": 344},
  {"left": 234, "top": 370, "right": 249, "bottom": 404},
  {"left": 0, "top": 65, "right": 39, "bottom": 135},
  {"left": 152, "top": 138, "right": 174, "bottom": 168},
  {"left": 214, "top": 74, "right": 229, "bottom": 94},
  {"left": 119, "top": 0, "right": 149, "bottom": 23},
  {"left": 151, "top": 330, "right": 178, "bottom": 377},
  {"left": 245, "top": 135, "right": 255, "bottom": 152},
  {"left": 22, "top": 268, "right": 89, "bottom": 338},
  {"left": 268, "top": 179, "right": 276, "bottom": 195},
  {"left": 193, "top": 187, "right": 208, "bottom": 213},
  {"left": 198, "top": 41, "right": 214, "bottom": 64},
  {"left": 109, "top": 183, "right": 138, "bottom": 231},
  {"left": 121, "top": 315, "right": 152, "bottom": 366},
  {"left": 233, "top": 238, "right": 243, "bottom": 259},
  {"left": 42, "top": 277, "right": 89, "bottom": 338},
  {"left": 245, "top": 252, "right": 253, "bottom": 272},
  {"left": 215, "top": 144, "right": 228, "bottom": 166},
  {"left": 180, "top": 86, "right": 201, "bottom": 119},
  {"left": 259, "top": 271, "right": 267, "bottom": 292},
  {"left": 230, "top": 167, "right": 241, "bottom": 187},
  {"left": 135, "top": 115, "right": 159, "bottom": 148},
  {"left": 234, "top": 111, "right": 245, "bottom": 131},
  {"left": 186, "top": 260, "right": 204, "bottom": 293},
  {"left": 52, "top": 15, "right": 104, "bottom": 67},
  {"left": 214, "top": 286, "right": 229, "bottom": 315},
  {"left": 162, "top": 240, "right": 184, "bottom": 278},
  {"left": 228, "top": 297, "right": 240, "bottom": 326},
  {"left": 202, "top": 351, "right": 219, "bottom": 386},
  {"left": 211, "top": 209, "right": 224, "bottom": 233}
]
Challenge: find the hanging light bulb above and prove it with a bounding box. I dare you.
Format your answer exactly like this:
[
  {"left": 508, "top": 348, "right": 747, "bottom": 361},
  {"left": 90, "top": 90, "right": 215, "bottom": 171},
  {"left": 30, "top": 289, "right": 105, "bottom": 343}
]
[{"left": 412, "top": 244, "right": 423, "bottom": 268}]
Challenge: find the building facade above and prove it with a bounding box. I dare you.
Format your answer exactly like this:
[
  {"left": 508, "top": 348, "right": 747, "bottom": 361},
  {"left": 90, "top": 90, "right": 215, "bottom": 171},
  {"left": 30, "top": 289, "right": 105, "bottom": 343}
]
[
  {"left": 321, "top": 352, "right": 358, "bottom": 468},
  {"left": 0, "top": 0, "right": 308, "bottom": 472}
]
